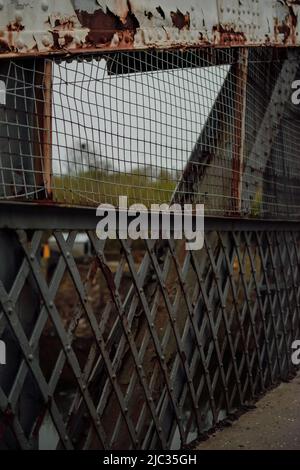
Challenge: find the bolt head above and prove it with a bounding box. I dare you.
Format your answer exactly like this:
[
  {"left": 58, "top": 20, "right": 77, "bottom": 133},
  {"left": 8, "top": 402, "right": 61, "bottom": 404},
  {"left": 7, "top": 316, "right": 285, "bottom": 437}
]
[
  {"left": 41, "top": 1, "right": 49, "bottom": 11},
  {"left": 74, "top": 35, "right": 81, "bottom": 45},
  {"left": 16, "top": 39, "right": 24, "bottom": 50},
  {"left": 42, "top": 35, "right": 51, "bottom": 47},
  {"left": 111, "top": 34, "right": 119, "bottom": 46}
]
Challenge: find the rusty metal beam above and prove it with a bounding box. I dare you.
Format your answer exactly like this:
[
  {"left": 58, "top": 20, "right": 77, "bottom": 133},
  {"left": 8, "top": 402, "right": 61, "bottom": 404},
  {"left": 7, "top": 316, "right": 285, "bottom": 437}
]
[
  {"left": 33, "top": 60, "right": 53, "bottom": 199},
  {"left": 231, "top": 48, "right": 248, "bottom": 216},
  {"left": 1, "top": 1, "right": 300, "bottom": 59}
]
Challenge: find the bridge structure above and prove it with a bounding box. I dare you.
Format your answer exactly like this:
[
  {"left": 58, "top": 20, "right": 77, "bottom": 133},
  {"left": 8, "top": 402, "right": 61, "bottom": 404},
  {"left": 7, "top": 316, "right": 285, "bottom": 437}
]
[{"left": 0, "top": 0, "right": 300, "bottom": 450}]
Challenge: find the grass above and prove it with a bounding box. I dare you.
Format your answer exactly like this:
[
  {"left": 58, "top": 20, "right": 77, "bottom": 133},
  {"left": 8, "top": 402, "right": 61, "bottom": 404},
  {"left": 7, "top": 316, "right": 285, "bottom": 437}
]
[{"left": 53, "top": 169, "right": 177, "bottom": 207}]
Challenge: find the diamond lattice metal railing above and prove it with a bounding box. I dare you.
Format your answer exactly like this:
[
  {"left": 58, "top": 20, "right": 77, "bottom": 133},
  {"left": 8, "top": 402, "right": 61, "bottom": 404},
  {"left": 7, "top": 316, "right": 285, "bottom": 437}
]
[{"left": 0, "top": 209, "right": 299, "bottom": 449}]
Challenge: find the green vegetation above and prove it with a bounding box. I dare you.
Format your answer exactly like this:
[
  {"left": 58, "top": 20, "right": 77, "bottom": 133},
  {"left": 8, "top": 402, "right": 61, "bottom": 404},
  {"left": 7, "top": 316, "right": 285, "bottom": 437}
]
[
  {"left": 250, "top": 186, "right": 262, "bottom": 217},
  {"left": 53, "top": 168, "right": 177, "bottom": 207}
]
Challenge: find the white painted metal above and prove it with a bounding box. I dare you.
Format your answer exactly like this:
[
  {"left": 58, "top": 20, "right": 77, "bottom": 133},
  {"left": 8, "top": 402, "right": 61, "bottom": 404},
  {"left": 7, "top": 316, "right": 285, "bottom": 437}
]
[{"left": 0, "top": 1, "right": 299, "bottom": 57}]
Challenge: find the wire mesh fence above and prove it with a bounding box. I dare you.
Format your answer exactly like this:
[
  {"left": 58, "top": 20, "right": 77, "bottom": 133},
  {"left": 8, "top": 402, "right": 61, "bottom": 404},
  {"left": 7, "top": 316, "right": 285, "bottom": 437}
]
[{"left": 0, "top": 47, "right": 300, "bottom": 217}]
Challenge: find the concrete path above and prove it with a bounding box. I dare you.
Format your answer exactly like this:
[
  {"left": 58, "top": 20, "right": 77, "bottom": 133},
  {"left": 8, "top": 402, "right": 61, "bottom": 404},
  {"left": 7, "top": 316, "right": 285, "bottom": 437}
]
[{"left": 197, "top": 373, "right": 300, "bottom": 450}]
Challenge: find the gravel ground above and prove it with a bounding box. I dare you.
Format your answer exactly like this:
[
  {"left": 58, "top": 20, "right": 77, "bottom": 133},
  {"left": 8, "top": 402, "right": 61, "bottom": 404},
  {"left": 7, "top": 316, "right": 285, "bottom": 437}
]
[{"left": 197, "top": 372, "right": 300, "bottom": 450}]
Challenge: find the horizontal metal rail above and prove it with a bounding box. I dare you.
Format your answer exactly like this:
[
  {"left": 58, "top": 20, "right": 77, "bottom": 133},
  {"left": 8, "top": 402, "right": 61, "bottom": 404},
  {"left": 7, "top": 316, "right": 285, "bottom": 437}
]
[{"left": 1, "top": 202, "right": 300, "bottom": 232}]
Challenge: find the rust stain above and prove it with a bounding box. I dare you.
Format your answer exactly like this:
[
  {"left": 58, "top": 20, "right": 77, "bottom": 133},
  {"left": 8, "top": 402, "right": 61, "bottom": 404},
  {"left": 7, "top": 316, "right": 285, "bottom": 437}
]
[
  {"left": 51, "top": 31, "right": 60, "bottom": 49},
  {"left": 63, "top": 33, "right": 74, "bottom": 47},
  {"left": 0, "top": 19, "right": 25, "bottom": 51},
  {"left": 50, "top": 16, "right": 78, "bottom": 49},
  {"left": 75, "top": 0, "right": 139, "bottom": 46},
  {"left": 213, "top": 25, "right": 246, "bottom": 45},
  {"left": 0, "top": 19, "right": 24, "bottom": 52},
  {"left": 76, "top": 8, "right": 123, "bottom": 44},
  {"left": 7, "top": 21, "right": 25, "bottom": 32},
  {"left": 275, "top": 20, "right": 291, "bottom": 43},
  {"left": 274, "top": 5, "right": 298, "bottom": 45},
  {"left": 170, "top": 9, "right": 190, "bottom": 30},
  {"left": 288, "top": 5, "right": 298, "bottom": 44},
  {"left": 0, "top": 37, "right": 10, "bottom": 52},
  {"left": 53, "top": 17, "right": 77, "bottom": 29}
]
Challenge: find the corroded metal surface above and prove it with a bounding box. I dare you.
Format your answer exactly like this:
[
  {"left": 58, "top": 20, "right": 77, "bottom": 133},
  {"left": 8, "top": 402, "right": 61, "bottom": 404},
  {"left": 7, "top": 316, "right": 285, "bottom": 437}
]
[{"left": 1, "top": 1, "right": 300, "bottom": 58}]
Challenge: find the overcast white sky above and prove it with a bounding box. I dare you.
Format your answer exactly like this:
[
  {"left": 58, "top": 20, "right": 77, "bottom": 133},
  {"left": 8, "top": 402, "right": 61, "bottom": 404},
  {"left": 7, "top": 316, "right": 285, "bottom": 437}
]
[{"left": 52, "top": 59, "right": 229, "bottom": 175}]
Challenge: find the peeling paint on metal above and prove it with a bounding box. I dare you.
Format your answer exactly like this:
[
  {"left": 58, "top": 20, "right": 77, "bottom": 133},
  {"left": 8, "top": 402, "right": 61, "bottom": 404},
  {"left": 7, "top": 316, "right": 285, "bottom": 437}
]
[
  {"left": 170, "top": 9, "right": 190, "bottom": 30},
  {"left": 1, "top": 0, "right": 300, "bottom": 58},
  {"left": 213, "top": 24, "right": 247, "bottom": 46},
  {"left": 75, "top": 1, "right": 139, "bottom": 47}
]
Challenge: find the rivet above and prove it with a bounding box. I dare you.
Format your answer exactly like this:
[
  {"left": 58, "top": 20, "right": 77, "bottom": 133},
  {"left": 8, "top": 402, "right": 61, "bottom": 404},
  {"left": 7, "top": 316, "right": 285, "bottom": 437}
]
[
  {"left": 41, "top": 0, "right": 49, "bottom": 11},
  {"left": 42, "top": 35, "right": 51, "bottom": 47},
  {"left": 74, "top": 36, "right": 81, "bottom": 45}
]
